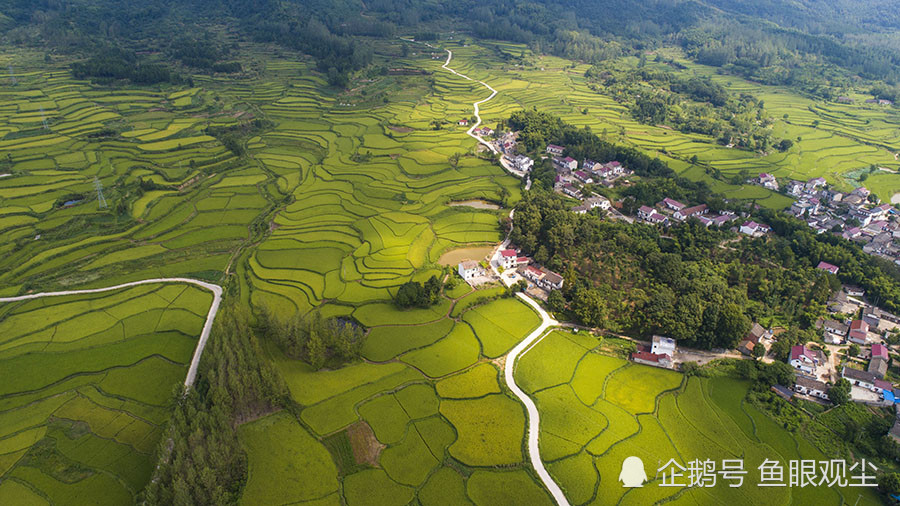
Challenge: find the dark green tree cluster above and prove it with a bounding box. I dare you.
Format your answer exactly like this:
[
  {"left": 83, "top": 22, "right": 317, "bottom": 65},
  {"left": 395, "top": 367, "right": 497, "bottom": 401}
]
[
  {"left": 585, "top": 65, "right": 780, "bottom": 151},
  {"left": 258, "top": 308, "right": 363, "bottom": 370},
  {"left": 395, "top": 275, "right": 442, "bottom": 308},
  {"left": 511, "top": 191, "right": 854, "bottom": 350},
  {"left": 755, "top": 208, "right": 900, "bottom": 313},
  {"left": 71, "top": 48, "right": 177, "bottom": 85},
  {"left": 143, "top": 306, "right": 287, "bottom": 505}
]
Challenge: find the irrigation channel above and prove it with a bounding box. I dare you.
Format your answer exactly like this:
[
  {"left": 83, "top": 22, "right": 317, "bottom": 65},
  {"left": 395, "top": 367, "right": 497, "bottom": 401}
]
[
  {"left": 432, "top": 44, "right": 572, "bottom": 506},
  {"left": 0, "top": 278, "right": 223, "bottom": 389}
]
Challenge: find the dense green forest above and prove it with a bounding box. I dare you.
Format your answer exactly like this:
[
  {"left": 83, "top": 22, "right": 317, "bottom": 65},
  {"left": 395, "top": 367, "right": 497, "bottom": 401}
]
[{"left": 4, "top": 0, "right": 900, "bottom": 92}]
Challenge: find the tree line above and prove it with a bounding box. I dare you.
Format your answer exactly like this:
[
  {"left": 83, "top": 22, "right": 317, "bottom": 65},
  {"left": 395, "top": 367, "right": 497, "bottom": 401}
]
[{"left": 142, "top": 306, "right": 288, "bottom": 505}]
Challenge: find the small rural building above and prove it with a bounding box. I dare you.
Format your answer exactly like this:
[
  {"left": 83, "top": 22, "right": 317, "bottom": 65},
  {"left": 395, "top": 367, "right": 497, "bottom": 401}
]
[
  {"left": 807, "top": 177, "right": 827, "bottom": 188},
  {"left": 816, "top": 261, "right": 840, "bottom": 275},
  {"left": 498, "top": 249, "right": 517, "bottom": 270},
  {"left": 738, "top": 323, "right": 768, "bottom": 355},
  {"left": 872, "top": 343, "right": 889, "bottom": 360},
  {"left": 585, "top": 196, "right": 611, "bottom": 211},
  {"left": 546, "top": 144, "right": 565, "bottom": 156},
  {"left": 659, "top": 198, "right": 686, "bottom": 212},
  {"left": 822, "top": 319, "right": 848, "bottom": 344},
  {"left": 651, "top": 336, "right": 676, "bottom": 357},
  {"left": 673, "top": 204, "right": 708, "bottom": 221},
  {"left": 540, "top": 270, "right": 564, "bottom": 291},
  {"left": 890, "top": 417, "right": 900, "bottom": 444},
  {"left": 758, "top": 173, "right": 778, "bottom": 189},
  {"left": 842, "top": 367, "right": 877, "bottom": 391},
  {"left": 844, "top": 285, "right": 865, "bottom": 297},
  {"left": 573, "top": 170, "right": 593, "bottom": 184},
  {"left": 458, "top": 260, "right": 481, "bottom": 280},
  {"left": 848, "top": 319, "right": 869, "bottom": 345},
  {"left": 561, "top": 184, "right": 581, "bottom": 199},
  {"left": 789, "top": 345, "right": 822, "bottom": 375},
  {"left": 561, "top": 157, "right": 578, "bottom": 171},
  {"left": 458, "top": 119, "right": 468, "bottom": 126},
  {"left": 513, "top": 155, "right": 533, "bottom": 172},
  {"left": 571, "top": 203, "right": 591, "bottom": 215},
  {"left": 794, "top": 376, "right": 829, "bottom": 400},
  {"left": 875, "top": 379, "right": 894, "bottom": 395},
  {"left": 869, "top": 356, "right": 889, "bottom": 379},
  {"left": 631, "top": 351, "right": 672, "bottom": 369},
  {"left": 739, "top": 221, "right": 769, "bottom": 237}
]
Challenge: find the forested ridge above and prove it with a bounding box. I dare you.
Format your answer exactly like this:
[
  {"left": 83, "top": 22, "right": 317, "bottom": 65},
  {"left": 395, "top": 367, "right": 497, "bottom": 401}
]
[{"left": 4, "top": 0, "right": 900, "bottom": 94}]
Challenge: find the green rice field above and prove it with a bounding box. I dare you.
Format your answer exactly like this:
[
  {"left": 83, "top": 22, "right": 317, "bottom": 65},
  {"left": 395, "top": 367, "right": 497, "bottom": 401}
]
[
  {"left": 514, "top": 330, "right": 883, "bottom": 505},
  {"left": 0, "top": 284, "right": 212, "bottom": 504}
]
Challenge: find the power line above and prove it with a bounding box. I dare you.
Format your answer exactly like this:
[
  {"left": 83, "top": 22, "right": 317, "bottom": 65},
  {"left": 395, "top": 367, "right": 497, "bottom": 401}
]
[
  {"left": 7, "top": 65, "right": 16, "bottom": 86},
  {"left": 94, "top": 177, "right": 108, "bottom": 210}
]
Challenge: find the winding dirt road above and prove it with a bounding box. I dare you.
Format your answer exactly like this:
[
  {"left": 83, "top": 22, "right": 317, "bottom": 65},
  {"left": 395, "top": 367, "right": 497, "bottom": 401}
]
[
  {"left": 0, "top": 278, "right": 223, "bottom": 388},
  {"left": 430, "top": 44, "right": 571, "bottom": 506}
]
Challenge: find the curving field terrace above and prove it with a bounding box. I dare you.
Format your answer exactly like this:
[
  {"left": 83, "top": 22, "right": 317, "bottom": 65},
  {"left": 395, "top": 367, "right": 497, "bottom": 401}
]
[
  {"left": 514, "top": 330, "right": 883, "bottom": 505},
  {"left": 0, "top": 283, "right": 215, "bottom": 504}
]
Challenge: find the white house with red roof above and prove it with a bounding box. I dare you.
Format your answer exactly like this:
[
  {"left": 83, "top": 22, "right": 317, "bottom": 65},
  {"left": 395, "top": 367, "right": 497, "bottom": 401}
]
[
  {"left": 546, "top": 144, "right": 565, "bottom": 156},
  {"left": 631, "top": 350, "right": 673, "bottom": 369},
  {"left": 638, "top": 206, "right": 668, "bottom": 225},
  {"left": 758, "top": 173, "right": 778, "bottom": 190},
  {"left": 498, "top": 249, "right": 517, "bottom": 270},
  {"left": 789, "top": 345, "right": 822, "bottom": 375},
  {"left": 816, "top": 261, "right": 840, "bottom": 275},
  {"left": 848, "top": 319, "right": 870, "bottom": 345},
  {"left": 561, "top": 156, "right": 578, "bottom": 171},
  {"left": 673, "top": 204, "right": 708, "bottom": 221},
  {"left": 740, "top": 221, "right": 769, "bottom": 237},
  {"left": 872, "top": 343, "right": 889, "bottom": 360},
  {"left": 458, "top": 119, "right": 468, "bottom": 126},
  {"left": 573, "top": 170, "right": 593, "bottom": 184},
  {"left": 660, "top": 198, "right": 686, "bottom": 212}
]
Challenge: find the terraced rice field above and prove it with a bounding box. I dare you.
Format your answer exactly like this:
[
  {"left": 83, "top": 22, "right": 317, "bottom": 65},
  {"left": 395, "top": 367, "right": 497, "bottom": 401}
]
[
  {"left": 443, "top": 41, "right": 898, "bottom": 204},
  {"left": 0, "top": 284, "right": 212, "bottom": 504},
  {"left": 514, "top": 330, "right": 883, "bottom": 505},
  {"left": 270, "top": 295, "right": 550, "bottom": 506}
]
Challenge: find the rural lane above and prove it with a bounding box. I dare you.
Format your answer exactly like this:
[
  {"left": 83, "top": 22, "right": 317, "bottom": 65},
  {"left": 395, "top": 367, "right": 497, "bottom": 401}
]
[
  {"left": 0, "top": 277, "right": 222, "bottom": 389},
  {"left": 430, "top": 41, "right": 571, "bottom": 506},
  {"left": 506, "top": 293, "right": 571, "bottom": 506}
]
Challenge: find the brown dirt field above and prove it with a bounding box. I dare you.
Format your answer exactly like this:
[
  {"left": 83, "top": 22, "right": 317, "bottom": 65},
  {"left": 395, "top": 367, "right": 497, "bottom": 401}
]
[
  {"left": 388, "top": 125, "right": 414, "bottom": 133},
  {"left": 347, "top": 420, "right": 383, "bottom": 466}
]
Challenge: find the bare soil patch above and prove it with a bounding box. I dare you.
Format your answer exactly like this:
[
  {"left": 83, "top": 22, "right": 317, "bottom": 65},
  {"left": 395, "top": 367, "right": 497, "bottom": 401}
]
[{"left": 347, "top": 420, "right": 383, "bottom": 466}]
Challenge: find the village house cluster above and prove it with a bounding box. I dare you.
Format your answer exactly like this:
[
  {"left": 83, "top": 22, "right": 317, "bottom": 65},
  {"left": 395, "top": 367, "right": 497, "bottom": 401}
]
[
  {"left": 754, "top": 174, "right": 900, "bottom": 266},
  {"left": 777, "top": 282, "right": 900, "bottom": 432},
  {"left": 636, "top": 197, "right": 737, "bottom": 228},
  {"left": 547, "top": 144, "right": 633, "bottom": 200}
]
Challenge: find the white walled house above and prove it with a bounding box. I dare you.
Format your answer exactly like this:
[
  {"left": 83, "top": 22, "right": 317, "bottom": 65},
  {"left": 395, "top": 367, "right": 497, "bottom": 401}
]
[{"left": 458, "top": 260, "right": 481, "bottom": 280}]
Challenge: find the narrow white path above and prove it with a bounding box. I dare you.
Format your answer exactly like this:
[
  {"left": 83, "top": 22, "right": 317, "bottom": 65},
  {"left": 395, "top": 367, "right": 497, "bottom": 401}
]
[
  {"left": 438, "top": 49, "right": 499, "bottom": 154},
  {"left": 430, "top": 42, "right": 571, "bottom": 506},
  {"left": 404, "top": 38, "right": 570, "bottom": 504},
  {"left": 0, "top": 278, "right": 223, "bottom": 388},
  {"left": 506, "top": 293, "right": 570, "bottom": 506}
]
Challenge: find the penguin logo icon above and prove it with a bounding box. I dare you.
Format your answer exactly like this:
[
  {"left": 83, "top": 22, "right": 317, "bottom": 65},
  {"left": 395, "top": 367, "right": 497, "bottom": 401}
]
[{"left": 619, "top": 456, "right": 647, "bottom": 487}]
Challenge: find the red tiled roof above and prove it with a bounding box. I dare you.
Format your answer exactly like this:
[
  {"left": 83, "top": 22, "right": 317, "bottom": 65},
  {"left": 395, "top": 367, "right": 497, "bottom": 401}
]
[
  {"left": 631, "top": 351, "right": 668, "bottom": 363},
  {"left": 500, "top": 249, "right": 517, "bottom": 257}
]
